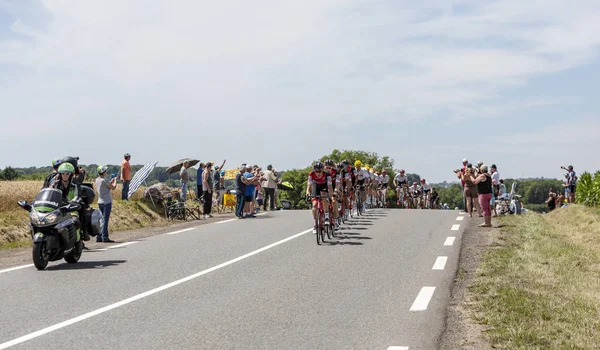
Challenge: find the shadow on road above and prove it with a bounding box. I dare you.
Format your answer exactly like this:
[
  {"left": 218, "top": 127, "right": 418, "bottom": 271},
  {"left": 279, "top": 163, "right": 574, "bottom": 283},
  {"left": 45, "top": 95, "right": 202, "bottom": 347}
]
[
  {"left": 328, "top": 241, "right": 363, "bottom": 246},
  {"left": 336, "top": 235, "right": 372, "bottom": 240},
  {"left": 46, "top": 260, "right": 127, "bottom": 271}
]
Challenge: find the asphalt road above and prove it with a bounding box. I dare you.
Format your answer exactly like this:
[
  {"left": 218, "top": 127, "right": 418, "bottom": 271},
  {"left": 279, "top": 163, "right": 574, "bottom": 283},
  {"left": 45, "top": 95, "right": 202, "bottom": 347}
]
[{"left": 0, "top": 208, "right": 465, "bottom": 350}]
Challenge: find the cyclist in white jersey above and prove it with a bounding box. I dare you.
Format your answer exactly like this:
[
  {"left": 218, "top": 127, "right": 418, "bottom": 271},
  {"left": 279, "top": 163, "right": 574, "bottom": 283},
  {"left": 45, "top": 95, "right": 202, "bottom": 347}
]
[
  {"left": 420, "top": 179, "right": 432, "bottom": 208},
  {"left": 354, "top": 161, "right": 369, "bottom": 212},
  {"left": 380, "top": 170, "right": 390, "bottom": 207},
  {"left": 394, "top": 170, "right": 409, "bottom": 205}
]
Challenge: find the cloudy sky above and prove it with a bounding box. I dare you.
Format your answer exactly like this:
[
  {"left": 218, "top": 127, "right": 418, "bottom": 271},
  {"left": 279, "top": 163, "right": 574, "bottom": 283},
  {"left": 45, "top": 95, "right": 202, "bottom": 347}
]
[{"left": 1, "top": 0, "right": 599, "bottom": 182}]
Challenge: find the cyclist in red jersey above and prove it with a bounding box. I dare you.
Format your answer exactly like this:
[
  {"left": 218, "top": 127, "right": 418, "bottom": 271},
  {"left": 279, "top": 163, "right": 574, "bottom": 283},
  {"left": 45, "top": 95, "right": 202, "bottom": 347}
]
[{"left": 306, "top": 162, "right": 334, "bottom": 233}]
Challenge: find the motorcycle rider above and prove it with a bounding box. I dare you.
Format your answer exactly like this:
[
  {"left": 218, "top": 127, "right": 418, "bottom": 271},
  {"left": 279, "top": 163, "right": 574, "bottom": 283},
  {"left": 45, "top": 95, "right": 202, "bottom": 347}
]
[{"left": 51, "top": 162, "right": 91, "bottom": 242}]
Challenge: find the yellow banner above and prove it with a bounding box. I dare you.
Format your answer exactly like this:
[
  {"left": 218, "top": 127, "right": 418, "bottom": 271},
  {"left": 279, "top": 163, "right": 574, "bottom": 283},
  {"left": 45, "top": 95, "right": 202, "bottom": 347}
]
[{"left": 224, "top": 168, "right": 238, "bottom": 180}]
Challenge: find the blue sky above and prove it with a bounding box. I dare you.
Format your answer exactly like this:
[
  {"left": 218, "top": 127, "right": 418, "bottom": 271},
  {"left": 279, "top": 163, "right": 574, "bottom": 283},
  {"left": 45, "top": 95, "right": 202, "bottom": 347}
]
[{"left": 1, "top": 0, "right": 599, "bottom": 183}]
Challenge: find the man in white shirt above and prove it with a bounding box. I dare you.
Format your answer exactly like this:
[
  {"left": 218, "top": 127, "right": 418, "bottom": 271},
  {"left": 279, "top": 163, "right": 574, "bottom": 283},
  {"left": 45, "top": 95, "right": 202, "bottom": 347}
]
[{"left": 262, "top": 164, "right": 278, "bottom": 211}]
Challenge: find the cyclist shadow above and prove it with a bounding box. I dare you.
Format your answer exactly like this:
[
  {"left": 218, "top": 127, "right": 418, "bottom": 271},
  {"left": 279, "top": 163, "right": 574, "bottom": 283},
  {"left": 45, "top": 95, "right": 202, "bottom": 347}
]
[
  {"left": 336, "top": 235, "right": 371, "bottom": 240},
  {"left": 328, "top": 241, "right": 363, "bottom": 246}
]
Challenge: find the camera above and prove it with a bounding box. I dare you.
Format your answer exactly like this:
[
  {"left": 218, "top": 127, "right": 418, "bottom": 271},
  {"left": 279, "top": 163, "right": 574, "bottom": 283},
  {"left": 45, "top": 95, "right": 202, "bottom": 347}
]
[{"left": 560, "top": 166, "right": 568, "bottom": 170}]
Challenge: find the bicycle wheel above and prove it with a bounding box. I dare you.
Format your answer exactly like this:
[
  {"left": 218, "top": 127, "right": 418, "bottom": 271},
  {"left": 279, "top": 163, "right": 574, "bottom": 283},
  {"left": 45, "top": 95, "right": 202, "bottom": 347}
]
[
  {"left": 316, "top": 211, "right": 322, "bottom": 245},
  {"left": 319, "top": 211, "right": 326, "bottom": 243}
]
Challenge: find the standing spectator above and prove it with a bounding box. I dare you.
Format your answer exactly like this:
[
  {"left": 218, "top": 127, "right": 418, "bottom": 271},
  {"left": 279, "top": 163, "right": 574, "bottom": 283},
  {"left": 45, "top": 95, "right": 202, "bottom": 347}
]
[
  {"left": 120, "top": 153, "right": 131, "bottom": 200},
  {"left": 460, "top": 163, "right": 481, "bottom": 217},
  {"left": 202, "top": 162, "right": 214, "bottom": 218},
  {"left": 243, "top": 165, "right": 257, "bottom": 217},
  {"left": 470, "top": 164, "right": 493, "bottom": 227},
  {"left": 490, "top": 164, "right": 500, "bottom": 217},
  {"left": 563, "top": 165, "right": 577, "bottom": 203},
  {"left": 95, "top": 166, "right": 117, "bottom": 243},
  {"left": 196, "top": 162, "right": 205, "bottom": 200},
  {"left": 456, "top": 158, "right": 468, "bottom": 210},
  {"left": 43, "top": 158, "right": 62, "bottom": 188},
  {"left": 235, "top": 165, "right": 247, "bottom": 218},
  {"left": 73, "top": 166, "right": 87, "bottom": 185},
  {"left": 213, "top": 159, "right": 227, "bottom": 201},
  {"left": 498, "top": 179, "right": 507, "bottom": 197},
  {"left": 180, "top": 160, "right": 191, "bottom": 201},
  {"left": 262, "top": 164, "right": 277, "bottom": 211}
]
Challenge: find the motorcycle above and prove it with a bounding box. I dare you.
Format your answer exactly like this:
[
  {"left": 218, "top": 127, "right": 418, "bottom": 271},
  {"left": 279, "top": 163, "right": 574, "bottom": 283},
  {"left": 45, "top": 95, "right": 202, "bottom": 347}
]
[{"left": 18, "top": 184, "right": 104, "bottom": 270}]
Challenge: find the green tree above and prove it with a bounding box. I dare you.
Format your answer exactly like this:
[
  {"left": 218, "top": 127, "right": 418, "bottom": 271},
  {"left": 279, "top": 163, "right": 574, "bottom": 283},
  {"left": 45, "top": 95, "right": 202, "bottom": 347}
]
[
  {"left": 279, "top": 167, "right": 311, "bottom": 209},
  {"left": 2, "top": 166, "right": 18, "bottom": 181}
]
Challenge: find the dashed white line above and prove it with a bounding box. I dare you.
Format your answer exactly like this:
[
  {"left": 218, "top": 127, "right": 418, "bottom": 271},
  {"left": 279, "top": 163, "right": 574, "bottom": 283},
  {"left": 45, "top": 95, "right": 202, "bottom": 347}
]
[
  {"left": 0, "top": 264, "right": 34, "bottom": 275},
  {"left": 93, "top": 241, "right": 140, "bottom": 252},
  {"left": 215, "top": 218, "right": 237, "bottom": 225},
  {"left": 444, "top": 237, "right": 456, "bottom": 246},
  {"left": 0, "top": 228, "right": 313, "bottom": 350},
  {"left": 456, "top": 216, "right": 464, "bottom": 221},
  {"left": 432, "top": 256, "right": 448, "bottom": 270},
  {"left": 410, "top": 286, "right": 436, "bottom": 311},
  {"left": 166, "top": 227, "right": 196, "bottom": 235},
  {"left": 451, "top": 224, "right": 460, "bottom": 231},
  {"left": 387, "top": 347, "right": 409, "bottom": 350}
]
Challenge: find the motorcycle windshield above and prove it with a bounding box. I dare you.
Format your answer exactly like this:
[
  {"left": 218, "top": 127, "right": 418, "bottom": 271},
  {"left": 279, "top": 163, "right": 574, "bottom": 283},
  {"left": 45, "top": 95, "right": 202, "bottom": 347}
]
[{"left": 32, "top": 188, "right": 64, "bottom": 213}]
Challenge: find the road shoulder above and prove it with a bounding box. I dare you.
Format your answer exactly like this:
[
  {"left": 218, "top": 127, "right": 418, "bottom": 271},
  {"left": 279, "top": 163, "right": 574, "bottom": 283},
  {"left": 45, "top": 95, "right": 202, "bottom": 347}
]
[{"left": 439, "top": 216, "right": 500, "bottom": 350}]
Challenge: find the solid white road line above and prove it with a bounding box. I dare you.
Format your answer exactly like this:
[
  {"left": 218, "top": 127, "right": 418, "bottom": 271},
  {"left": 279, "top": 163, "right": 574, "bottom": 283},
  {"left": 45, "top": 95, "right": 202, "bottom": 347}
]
[
  {"left": 166, "top": 227, "right": 196, "bottom": 235},
  {"left": 451, "top": 224, "right": 460, "bottom": 231},
  {"left": 94, "top": 241, "right": 139, "bottom": 252},
  {"left": 456, "top": 216, "right": 464, "bottom": 221},
  {"left": 410, "top": 286, "right": 436, "bottom": 311},
  {"left": 0, "top": 228, "right": 313, "bottom": 350},
  {"left": 0, "top": 264, "right": 34, "bottom": 275},
  {"left": 444, "top": 237, "right": 456, "bottom": 246},
  {"left": 215, "top": 218, "right": 237, "bottom": 225},
  {"left": 432, "top": 256, "right": 448, "bottom": 270}
]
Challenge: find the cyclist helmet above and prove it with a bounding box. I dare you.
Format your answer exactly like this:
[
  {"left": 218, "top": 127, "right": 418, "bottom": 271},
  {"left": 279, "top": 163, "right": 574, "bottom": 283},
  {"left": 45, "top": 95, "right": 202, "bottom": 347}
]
[
  {"left": 58, "top": 163, "right": 75, "bottom": 174},
  {"left": 400, "top": 169, "right": 405, "bottom": 174},
  {"left": 336, "top": 162, "right": 344, "bottom": 170},
  {"left": 124, "top": 153, "right": 131, "bottom": 158},
  {"left": 382, "top": 170, "right": 387, "bottom": 174},
  {"left": 420, "top": 178, "right": 426, "bottom": 183},
  {"left": 354, "top": 160, "right": 362, "bottom": 167},
  {"left": 313, "top": 162, "right": 324, "bottom": 171},
  {"left": 97, "top": 165, "right": 108, "bottom": 175},
  {"left": 376, "top": 171, "right": 380, "bottom": 175},
  {"left": 324, "top": 159, "right": 335, "bottom": 167},
  {"left": 413, "top": 182, "right": 418, "bottom": 185},
  {"left": 52, "top": 158, "right": 61, "bottom": 167}
]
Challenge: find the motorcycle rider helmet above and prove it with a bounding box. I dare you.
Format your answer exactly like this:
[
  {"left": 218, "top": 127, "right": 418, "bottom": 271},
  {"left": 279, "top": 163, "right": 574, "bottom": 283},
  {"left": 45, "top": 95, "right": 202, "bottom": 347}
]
[
  {"left": 97, "top": 165, "right": 108, "bottom": 175},
  {"left": 313, "top": 162, "right": 324, "bottom": 171},
  {"left": 58, "top": 163, "right": 75, "bottom": 174}
]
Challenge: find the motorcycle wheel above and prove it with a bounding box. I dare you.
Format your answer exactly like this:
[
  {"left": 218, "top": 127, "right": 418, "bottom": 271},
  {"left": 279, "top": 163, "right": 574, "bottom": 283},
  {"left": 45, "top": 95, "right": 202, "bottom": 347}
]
[
  {"left": 32, "top": 242, "right": 49, "bottom": 270},
  {"left": 64, "top": 241, "right": 82, "bottom": 264}
]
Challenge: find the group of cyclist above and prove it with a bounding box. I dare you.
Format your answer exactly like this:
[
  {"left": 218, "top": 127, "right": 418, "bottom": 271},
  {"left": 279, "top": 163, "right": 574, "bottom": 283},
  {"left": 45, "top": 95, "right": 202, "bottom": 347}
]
[
  {"left": 393, "top": 170, "right": 440, "bottom": 209},
  {"left": 305, "top": 159, "right": 397, "bottom": 234}
]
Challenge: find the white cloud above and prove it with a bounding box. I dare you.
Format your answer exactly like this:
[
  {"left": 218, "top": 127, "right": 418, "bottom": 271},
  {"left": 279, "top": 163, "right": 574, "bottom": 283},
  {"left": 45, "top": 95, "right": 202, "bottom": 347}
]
[{"left": 0, "top": 0, "right": 599, "bottom": 179}]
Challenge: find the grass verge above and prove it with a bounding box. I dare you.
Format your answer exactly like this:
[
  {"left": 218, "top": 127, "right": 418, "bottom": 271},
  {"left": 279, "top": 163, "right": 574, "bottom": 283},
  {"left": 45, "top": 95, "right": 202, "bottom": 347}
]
[
  {"left": 0, "top": 199, "right": 170, "bottom": 248},
  {"left": 469, "top": 205, "right": 600, "bottom": 349}
]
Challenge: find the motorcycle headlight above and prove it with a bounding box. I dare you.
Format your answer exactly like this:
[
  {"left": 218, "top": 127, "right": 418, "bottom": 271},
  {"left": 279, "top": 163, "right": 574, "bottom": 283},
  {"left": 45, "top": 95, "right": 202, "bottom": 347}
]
[
  {"left": 29, "top": 211, "right": 42, "bottom": 225},
  {"left": 43, "top": 213, "right": 58, "bottom": 224}
]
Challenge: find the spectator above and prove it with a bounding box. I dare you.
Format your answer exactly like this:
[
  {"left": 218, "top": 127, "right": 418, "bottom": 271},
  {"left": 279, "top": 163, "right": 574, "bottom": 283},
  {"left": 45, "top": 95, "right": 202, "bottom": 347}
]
[
  {"left": 43, "top": 158, "right": 62, "bottom": 189},
  {"left": 235, "top": 165, "right": 247, "bottom": 218},
  {"left": 490, "top": 164, "right": 500, "bottom": 217},
  {"left": 95, "top": 165, "right": 117, "bottom": 243},
  {"left": 456, "top": 158, "right": 468, "bottom": 210},
  {"left": 202, "top": 162, "right": 214, "bottom": 218},
  {"left": 460, "top": 163, "right": 481, "bottom": 217},
  {"left": 563, "top": 165, "right": 577, "bottom": 203},
  {"left": 213, "top": 159, "right": 227, "bottom": 202},
  {"left": 470, "top": 164, "right": 493, "bottom": 227},
  {"left": 262, "top": 164, "right": 277, "bottom": 211},
  {"left": 498, "top": 179, "right": 507, "bottom": 197},
  {"left": 180, "top": 160, "right": 191, "bottom": 201},
  {"left": 196, "top": 162, "right": 205, "bottom": 200},
  {"left": 120, "top": 153, "right": 131, "bottom": 200},
  {"left": 243, "top": 165, "right": 257, "bottom": 217},
  {"left": 73, "top": 166, "right": 87, "bottom": 185},
  {"left": 556, "top": 192, "right": 565, "bottom": 208},
  {"left": 545, "top": 189, "right": 557, "bottom": 212}
]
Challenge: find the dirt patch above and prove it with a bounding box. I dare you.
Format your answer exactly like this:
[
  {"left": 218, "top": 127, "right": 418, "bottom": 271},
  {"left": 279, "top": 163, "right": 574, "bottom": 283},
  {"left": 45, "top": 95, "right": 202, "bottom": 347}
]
[
  {"left": 0, "top": 212, "right": 236, "bottom": 269},
  {"left": 439, "top": 216, "right": 503, "bottom": 350}
]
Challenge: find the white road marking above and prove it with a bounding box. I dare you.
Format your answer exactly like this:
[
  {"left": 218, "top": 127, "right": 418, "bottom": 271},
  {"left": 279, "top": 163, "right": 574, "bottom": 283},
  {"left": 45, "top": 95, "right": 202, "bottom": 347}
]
[
  {"left": 456, "top": 216, "right": 464, "bottom": 221},
  {"left": 0, "top": 228, "right": 313, "bottom": 350},
  {"left": 387, "top": 347, "right": 409, "bottom": 350},
  {"left": 432, "top": 256, "right": 448, "bottom": 270},
  {"left": 459, "top": 211, "right": 466, "bottom": 214},
  {"left": 166, "top": 227, "right": 196, "bottom": 235},
  {"left": 444, "top": 237, "right": 456, "bottom": 246},
  {"left": 410, "top": 286, "right": 436, "bottom": 311},
  {"left": 451, "top": 224, "right": 460, "bottom": 231},
  {"left": 215, "top": 218, "right": 237, "bottom": 224},
  {"left": 93, "top": 241, "right": 139, "bottom": 252},
  {"left": 0, "top": 264, "right": 34, "bottom": 275}
]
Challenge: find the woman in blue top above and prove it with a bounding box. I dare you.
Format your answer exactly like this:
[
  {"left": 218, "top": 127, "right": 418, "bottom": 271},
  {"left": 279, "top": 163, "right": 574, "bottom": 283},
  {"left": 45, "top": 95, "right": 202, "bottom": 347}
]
[{"left": 244, "top": 166, "right": 256, "bottom": 217}]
